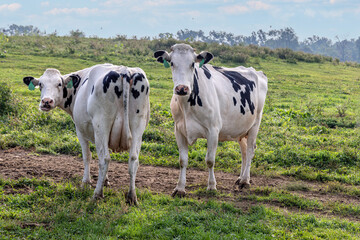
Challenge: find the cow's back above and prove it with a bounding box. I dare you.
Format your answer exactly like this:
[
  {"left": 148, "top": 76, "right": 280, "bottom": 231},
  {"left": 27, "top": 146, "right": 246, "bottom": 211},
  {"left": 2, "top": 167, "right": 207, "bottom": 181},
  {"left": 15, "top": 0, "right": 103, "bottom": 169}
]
[
  {"left": 72, "top": 64, "right": 150, "bottom": 152},
  {"left": 212, "top": 65, "right": 267, "bottom": 141}
]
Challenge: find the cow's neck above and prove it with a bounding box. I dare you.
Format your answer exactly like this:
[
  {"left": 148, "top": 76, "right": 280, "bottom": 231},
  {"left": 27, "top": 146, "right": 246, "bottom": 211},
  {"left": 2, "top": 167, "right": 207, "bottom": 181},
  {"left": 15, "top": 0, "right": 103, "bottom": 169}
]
[{"left": 59, "top": 74, "right": 87, "bottom": 117}]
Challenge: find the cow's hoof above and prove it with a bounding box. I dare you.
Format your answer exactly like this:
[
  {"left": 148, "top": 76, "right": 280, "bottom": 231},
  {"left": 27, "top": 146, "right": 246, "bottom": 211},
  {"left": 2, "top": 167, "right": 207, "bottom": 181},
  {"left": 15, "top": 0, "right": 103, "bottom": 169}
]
[
  {"left": 126, "top": 191, "right": 138, "bottom": 206},
  {"left": 207, "top": 186, "right": 217, "bottom": 191},
  {"left": 80, "top": 181, "right": 92, "bottom": 188},
  {"left": 104, "top": 179, "right": 111, "bottom": 187},
  {"left": 234, "top": 178, "right": 250, "bottom": 190},
  {"left": 91, "top": 193, "right": 104, "bottom": 201},
  {"left": 171, "top": 189, "right": 186, "bottom": 198}
]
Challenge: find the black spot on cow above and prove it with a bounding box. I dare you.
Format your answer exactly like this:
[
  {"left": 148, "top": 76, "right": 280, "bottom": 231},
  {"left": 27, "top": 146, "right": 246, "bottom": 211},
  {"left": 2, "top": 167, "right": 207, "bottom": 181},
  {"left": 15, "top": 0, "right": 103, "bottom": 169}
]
[
  {"left": 240, "top": 105, "right": 245, "bottom": 114},
  {"left": 114, "top": 86, "right": 122, "bottom": 98},
  {"left": 81, "top": 78, "right": 89, "bottom": 86},
  {"left": 64, "top": 95, "right": 73, "bottom": 108},
  {"left": 122, "top": 73, "right": 131, "bottom": 83},
  {"left": 71, "top": 74, "right": 81, "bottom": 96},
  {"left": 131, "top": 73, "right": 144, "bottom": 86},
  {"left": 131, "top": 88, "right": 140, "bottom": 99},
  {"left": 188, "top": 69, "right": 203, "bottom": 107},
  {"left": 136, "top": 109, "right": 139, "bottom": 114},
  {"left": 146, "top": 86, "right": 149, "bottom": 95},
  {"left": 202, "top": 65, "right": 212, "bottom": 79},
  {"left": 63, "top": 87, "right": 68, "bottom": 98},
  {"left": 233, "top": 97, "right": 237, "bottom": 106},
  {"left": 103, "top": 71, "right": 120, "bottom": 93},
  {"left": 91, "top": 85, "right": 94, "bottom": 94},
  {"left": 141, "top": 85, "right": 145, "bottom": 93},
  {"left": 213, "top": 66, "right": 256, "bottom": 115}
]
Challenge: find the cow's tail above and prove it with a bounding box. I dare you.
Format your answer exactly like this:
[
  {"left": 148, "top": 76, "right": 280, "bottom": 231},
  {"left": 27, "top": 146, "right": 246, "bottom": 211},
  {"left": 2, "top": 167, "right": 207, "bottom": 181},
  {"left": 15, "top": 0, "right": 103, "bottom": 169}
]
[{"left": 120, "top": 69, "right": 132, "bottom": 151}]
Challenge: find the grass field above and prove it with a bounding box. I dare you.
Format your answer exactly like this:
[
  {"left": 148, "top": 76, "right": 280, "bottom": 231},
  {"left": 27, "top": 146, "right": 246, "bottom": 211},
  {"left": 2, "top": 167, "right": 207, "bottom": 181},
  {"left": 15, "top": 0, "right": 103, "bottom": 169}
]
[{"left": 1, "top": 35, "right": 360, "bottom": 239}]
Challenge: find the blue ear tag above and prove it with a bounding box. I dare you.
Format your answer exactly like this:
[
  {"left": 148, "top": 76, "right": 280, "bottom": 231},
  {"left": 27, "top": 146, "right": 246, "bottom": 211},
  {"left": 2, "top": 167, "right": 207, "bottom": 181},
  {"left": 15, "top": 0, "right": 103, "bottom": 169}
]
[
  {"left": 163, "top": 59, "right": 170, "bottom": 68},
  {"left": 67, "top": 80, "right": 73, "bottom": 88},
  {"left": 199, "top": 59, "right": 205, "bottom": 68},
  {"left": 28, "top": 81, "right": 35, "bottom": 91}
]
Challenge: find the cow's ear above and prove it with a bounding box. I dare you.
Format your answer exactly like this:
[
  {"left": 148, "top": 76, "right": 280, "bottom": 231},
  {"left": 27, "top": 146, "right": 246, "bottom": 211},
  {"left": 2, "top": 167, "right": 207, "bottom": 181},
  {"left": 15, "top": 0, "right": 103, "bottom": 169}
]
[
  {"left": 154, "top": 50, "right": 171, "bottom": 68},
  {"left": 23, "top": 76, "right": 39, "bottom": 91},
  {"left": 196, "top": 51, "right": 213, "bottom": 68},
  {"left": 64, "top": 74, "right": 80, "bottom": 89}
]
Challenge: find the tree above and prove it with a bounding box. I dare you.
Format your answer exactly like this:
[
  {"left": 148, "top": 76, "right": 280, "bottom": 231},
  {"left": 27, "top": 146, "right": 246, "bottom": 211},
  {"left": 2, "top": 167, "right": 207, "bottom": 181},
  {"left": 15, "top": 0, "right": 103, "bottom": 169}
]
[{"left": 69, "top": 29, "right": 85, "bottom": 38}]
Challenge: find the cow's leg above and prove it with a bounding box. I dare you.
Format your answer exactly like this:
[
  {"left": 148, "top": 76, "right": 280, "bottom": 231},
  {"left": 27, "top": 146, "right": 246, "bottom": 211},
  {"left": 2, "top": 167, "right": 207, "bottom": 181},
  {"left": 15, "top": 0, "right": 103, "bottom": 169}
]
[
  {"left": 235, "top": 137, "right": 247, "bottom": 187},
  {"left": 126, "top": 131, "right": 142, "bottom": 205},
  {"left": 92, "top": 124, "right": 112, "bottom": 200},
  {"left": 236, "top": 121, "right": 261, "bottom": 189},
  {"left": 172, "top": 130, "right": 188, "bottom": 197},
  {"left": 77, "top": 130, "right": 92, "bottom": 187},
  {"left": 206, "top": 130, "right": 219, "bottom": 191}
]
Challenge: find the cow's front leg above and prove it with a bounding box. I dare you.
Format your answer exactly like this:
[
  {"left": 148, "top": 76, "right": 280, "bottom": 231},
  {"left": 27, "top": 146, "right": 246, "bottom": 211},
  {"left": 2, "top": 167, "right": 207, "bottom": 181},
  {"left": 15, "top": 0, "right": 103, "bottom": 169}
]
[
  {"left": 172, "top": 129, "right": 188, "bottom": 198},
  {"left": 206, "top": 130, "right": 219, "bottom": 191},
  {"left": 77, "top": 130, "right": 92, "bottom": 187}
]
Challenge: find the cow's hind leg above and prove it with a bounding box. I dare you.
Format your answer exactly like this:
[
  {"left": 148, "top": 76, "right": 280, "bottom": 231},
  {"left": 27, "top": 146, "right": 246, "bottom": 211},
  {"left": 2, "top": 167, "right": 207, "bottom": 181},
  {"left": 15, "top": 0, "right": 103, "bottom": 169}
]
[
  {"left": 235, "top": 138, "right": 249, "bottom": 189},
  {"left": 236, "top": 121, "right": 261, "bottom": 189},
  {"left": 126, "top": 130, "right": 143, "bottom": 205},
  {"left": 92, "top": 122, "right": 112, "bottom": 200},
  {"left": 77, "top": 130, "right": 92, "bottom": 187},
  {"left": 172, "top": 129, "right": 188, "bottom": 198},
  {"left": 206, "top": 130, "right": 219, "bottom": 191}
]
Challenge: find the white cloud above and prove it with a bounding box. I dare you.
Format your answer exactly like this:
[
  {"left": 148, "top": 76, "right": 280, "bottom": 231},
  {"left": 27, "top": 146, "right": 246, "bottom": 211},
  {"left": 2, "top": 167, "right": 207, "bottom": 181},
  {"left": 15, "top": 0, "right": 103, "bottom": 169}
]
[
  {"left": 321, "top": 10, "right": 344, "bottom": 18},
  {"left": 219, "top": 5, "right": 249, "bottom": 14},
  {"left": 247, "top": 1, "right": 271, "bottom": 10},
  {"left": 41, "top": 2, "right": 50, "bottom": 7},
  {"left": 304, "top": 8, "right": 316, "bottom": 17},
  {"left": 45, "top": 7, "right": 99, "bottom": 16},
  {"left": 0, "top": 3, "right": 21, "bottom": 12},
  {"left": 218, "top": 1, "right": 273, "bottom": 14}
]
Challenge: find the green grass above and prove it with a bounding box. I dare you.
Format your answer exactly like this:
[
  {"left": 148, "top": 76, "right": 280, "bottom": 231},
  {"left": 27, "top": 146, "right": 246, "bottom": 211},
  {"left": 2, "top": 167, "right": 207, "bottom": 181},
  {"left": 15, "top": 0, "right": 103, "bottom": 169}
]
[
  {"left": 1, "top": 35, "right": 360, "bottom": 238},
  {"left": 1, "top": 178, "right": 360, "bottom": 239}
]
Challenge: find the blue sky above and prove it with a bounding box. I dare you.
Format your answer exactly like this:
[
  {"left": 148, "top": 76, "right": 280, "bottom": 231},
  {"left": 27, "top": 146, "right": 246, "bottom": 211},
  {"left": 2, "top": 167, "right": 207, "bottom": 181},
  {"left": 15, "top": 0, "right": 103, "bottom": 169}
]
[{"left": 0, "top": 0, "right": 359, "bottom": 41}]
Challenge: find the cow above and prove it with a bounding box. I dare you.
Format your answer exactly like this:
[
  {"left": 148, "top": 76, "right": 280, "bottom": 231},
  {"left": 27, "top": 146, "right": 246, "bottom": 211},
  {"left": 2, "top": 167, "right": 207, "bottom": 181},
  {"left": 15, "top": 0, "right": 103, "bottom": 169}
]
[
  {"left": 154, "top": 44, "right": 268, "bottom": 197},
  {"left": 23, "top": 63, "right": 150, "bottom": 205}
]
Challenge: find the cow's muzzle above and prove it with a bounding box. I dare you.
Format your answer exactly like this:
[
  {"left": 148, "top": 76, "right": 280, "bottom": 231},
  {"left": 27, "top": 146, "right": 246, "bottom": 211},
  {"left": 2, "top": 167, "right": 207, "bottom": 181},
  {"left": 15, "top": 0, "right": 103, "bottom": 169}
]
[
  {"left": 175, "top": 85, "right": 189, "bottom": 96},
  {"left": 40, "top": 98, "right": 54, "bottom": 111}
]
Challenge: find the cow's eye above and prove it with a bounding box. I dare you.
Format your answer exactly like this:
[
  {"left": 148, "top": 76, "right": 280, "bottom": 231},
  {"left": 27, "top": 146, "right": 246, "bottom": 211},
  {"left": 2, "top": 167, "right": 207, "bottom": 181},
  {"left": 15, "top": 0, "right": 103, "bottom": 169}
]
[
  {"left": 58, "top": 83, "right": 62, "bottom": 87},
  {"left": 191, "top": 62, "right": 195, "bottom": 68},
  {"left": 171, "top": 62, "right": 174, "bottom": 67}
]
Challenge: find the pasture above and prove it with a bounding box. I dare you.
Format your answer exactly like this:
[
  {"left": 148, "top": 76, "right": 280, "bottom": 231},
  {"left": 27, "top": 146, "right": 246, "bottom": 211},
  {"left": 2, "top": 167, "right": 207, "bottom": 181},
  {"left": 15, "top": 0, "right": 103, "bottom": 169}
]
[{"left": 1, "top": 35, "right": 360, "bottom": 239}]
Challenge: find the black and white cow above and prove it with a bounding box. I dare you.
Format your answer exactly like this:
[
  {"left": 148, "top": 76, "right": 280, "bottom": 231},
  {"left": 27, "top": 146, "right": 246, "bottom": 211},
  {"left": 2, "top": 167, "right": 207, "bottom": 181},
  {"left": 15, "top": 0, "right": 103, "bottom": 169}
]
[
  {"left": 154, "top": 44, "right": 268, "bottom": 197},
  {"left": 23, "top": 63, "right": 150, "bottom": 204}
]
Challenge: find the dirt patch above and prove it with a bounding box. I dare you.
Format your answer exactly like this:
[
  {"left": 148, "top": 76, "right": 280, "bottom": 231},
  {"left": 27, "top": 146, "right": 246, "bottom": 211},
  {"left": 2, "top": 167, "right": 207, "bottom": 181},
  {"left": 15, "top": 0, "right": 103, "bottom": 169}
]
[{"left": 1, "top": 147, "right": 360, "bottom": 222}]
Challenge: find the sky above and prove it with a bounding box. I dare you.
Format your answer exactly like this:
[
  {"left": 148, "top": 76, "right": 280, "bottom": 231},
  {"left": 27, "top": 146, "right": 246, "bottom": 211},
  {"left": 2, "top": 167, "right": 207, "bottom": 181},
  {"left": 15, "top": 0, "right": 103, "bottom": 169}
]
[{"left": 0, "top": 0, "right": 359, "bottom": 41}]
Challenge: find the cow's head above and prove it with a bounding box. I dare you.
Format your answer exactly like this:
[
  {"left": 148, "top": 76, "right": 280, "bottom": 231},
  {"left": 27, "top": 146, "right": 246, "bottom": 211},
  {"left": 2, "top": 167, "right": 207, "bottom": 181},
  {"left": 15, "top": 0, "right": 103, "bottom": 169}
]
[
  {"left": 23, "top": 69, "right": 79, "bottom": 111},
  {"left": 154, "top": 43, "right": 213, "bottom": 96}
]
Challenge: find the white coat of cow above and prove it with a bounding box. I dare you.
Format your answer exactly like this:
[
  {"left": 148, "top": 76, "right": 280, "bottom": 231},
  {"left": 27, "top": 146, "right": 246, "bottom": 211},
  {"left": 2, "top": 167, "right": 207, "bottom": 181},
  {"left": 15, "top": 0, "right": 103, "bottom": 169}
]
[
  {"left": 154, "top": 44, "right": 268, "bottom": 197},
  {"left": 23, "top": 63, "right": 150, "bottom": 204}
]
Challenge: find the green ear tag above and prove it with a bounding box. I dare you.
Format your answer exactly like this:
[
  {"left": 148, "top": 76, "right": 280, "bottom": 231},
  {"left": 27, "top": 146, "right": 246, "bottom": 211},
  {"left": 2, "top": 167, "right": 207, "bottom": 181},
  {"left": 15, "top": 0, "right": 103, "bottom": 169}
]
[
  {"left": 67, "top": 80, "right": 73, "bottom": 89},
  {"left": 28, "top": 81, "right": 35, "bottom": 91},
  {"left": 163, "top": 59, "right": 170, "bottom": 68},
  {"left": 199, "top": 59, "right": 205, "bottom": 68}
]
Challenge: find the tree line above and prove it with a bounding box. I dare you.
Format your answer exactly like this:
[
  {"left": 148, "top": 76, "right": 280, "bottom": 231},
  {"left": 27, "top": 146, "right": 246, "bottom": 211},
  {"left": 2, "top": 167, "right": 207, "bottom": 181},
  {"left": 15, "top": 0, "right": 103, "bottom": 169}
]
[
  {"left": 161, "top": 28, "right": 360, "bottom": 63},
  {"left": 1, "top": 24, "right": 360, "bottom": 63}
]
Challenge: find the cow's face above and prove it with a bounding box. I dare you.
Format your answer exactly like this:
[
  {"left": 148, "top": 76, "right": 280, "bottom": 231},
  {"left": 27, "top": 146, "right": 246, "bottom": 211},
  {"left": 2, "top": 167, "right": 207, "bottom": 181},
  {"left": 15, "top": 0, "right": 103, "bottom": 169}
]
[
  {"left": 23, "top": 69, "right": 73, "bottom": 111},
  {"left": 154, "top": 44, "right": 213, "bottom": 96}
]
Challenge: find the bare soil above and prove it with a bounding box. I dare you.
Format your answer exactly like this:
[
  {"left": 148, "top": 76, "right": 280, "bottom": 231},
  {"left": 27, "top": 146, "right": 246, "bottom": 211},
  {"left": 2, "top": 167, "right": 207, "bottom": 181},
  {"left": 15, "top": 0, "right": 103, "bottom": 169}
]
[{"left": 1, "top": 147, "right": 360, "bottom": 222}]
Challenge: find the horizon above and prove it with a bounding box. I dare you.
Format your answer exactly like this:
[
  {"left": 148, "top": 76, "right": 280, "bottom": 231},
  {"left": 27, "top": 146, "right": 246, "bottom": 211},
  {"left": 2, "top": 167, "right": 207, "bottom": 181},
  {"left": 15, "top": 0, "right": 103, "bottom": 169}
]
[{"left": 0, "top": 1, "right": 359, "bottom": 42}]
